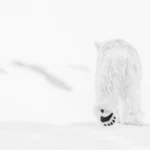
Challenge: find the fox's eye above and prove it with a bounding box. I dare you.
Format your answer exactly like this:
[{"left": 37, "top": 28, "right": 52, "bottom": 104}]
[{"left": 101, "top": 109, "right": 104, "bottom": 113}]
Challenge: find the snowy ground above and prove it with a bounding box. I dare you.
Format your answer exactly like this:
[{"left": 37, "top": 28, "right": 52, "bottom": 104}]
[
  {"left": 0, "top": 62, "right": 96, "bottom": 124},
  {"left": 0, "top": 121, "right": 150, "bottom": 150}
]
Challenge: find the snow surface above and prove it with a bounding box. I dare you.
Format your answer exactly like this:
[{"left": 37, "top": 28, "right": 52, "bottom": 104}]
[{"left": 0, "top": 121, "right": 150, "bottom": 150}]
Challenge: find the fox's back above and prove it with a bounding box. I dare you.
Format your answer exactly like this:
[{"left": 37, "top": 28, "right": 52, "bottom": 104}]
[{"left": 96, "top": 42, "right": 141, "bottom": 96}]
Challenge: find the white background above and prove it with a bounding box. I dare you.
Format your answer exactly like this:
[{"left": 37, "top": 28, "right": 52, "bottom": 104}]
[{"left": 0, "top": 0, "right": 150, "bottom": 124}]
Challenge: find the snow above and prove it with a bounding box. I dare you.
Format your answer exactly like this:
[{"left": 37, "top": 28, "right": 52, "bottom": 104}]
[
  {"left": 0, "top": 121, "right": 150, "bottom": 150},
  {"left": 0, "top": 63, "right": 96, "bottom": 124},
  {"left": 0, "top": 0, "right": 150, "bottom": 149}
]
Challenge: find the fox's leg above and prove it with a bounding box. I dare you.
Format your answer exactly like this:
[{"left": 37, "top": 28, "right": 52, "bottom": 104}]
[
  {"left": 118, "top": 96, "right": 130, "bottom": 124},
  {"left": 94, "top": 76, "right": 109, "bottom": 124},
  {"left": 119, "top": 88, "right": 143, "bottom": 125},
  {"left": 95, "top": 76, "right": 119, "bottom": 126},
  {"left": 125, "top": 90, "right": 143, "bottom": 125}
]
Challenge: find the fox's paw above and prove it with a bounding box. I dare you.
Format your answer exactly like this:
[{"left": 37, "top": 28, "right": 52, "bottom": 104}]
[
  {"left": 123, "top": 115, "right": 143, "bottom": 126},
  {"left": 100, "top": 109, "right": 117, "bottom": 126}
]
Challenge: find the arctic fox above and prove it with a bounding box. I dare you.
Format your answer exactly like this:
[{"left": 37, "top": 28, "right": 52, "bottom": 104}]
[{"left": 94, "top": 39, "right": 143, "bottom": 126}]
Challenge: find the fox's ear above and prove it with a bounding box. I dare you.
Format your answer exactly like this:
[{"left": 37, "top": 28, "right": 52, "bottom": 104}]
[{"left": 94, "top": 42, "right": 103, "bottom": 51}]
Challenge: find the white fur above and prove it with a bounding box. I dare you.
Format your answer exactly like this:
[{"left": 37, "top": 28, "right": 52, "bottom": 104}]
[{"left": 95, "top": 39, "right": 143, "bottom": 125}]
